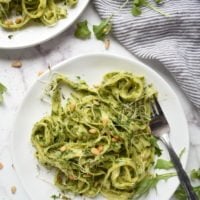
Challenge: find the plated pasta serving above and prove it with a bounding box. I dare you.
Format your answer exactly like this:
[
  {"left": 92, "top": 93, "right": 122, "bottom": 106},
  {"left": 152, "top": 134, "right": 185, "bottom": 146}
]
[
  {"left": 31, "top": 72, "right": 159, "bottom": 199},
  {"left": 11, "top": 54, "right": 189, "bottom": 200},
  {"left": 0, "top": 0, "right": 77, "bottom": 29}
]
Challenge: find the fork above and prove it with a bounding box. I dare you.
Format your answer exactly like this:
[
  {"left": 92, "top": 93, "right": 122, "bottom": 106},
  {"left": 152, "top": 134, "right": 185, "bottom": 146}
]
[{"left": 150, "top": 97, "right": 198, "bottom": 200}]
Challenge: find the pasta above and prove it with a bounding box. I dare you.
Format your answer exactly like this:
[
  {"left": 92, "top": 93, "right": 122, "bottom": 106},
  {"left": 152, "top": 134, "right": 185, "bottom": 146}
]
[
  {"left": 0, "top": 0, "right": 77, "bottom": 29},
  {"left": 31, "top": 72, "right": 160, "bottom": 200}
]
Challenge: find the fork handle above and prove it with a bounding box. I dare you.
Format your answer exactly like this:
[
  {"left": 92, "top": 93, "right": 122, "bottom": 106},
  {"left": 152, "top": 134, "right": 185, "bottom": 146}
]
[{"left": 160, "top": 135, "right": 198, "bottom": 200}]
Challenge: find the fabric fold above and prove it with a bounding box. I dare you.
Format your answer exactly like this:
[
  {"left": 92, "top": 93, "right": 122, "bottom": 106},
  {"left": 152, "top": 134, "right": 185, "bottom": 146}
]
[{"left": 93, "top": 0, "right": 200, "bottom": 108}]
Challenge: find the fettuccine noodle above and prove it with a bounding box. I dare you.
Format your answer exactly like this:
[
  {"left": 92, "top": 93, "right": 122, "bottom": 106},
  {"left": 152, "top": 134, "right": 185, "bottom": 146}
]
[
  {"left": 31, "top": 72, "right": 159, "bottom": 200},
  {"left": 0, "top": 0, "right": 77, "bottom": 29}
]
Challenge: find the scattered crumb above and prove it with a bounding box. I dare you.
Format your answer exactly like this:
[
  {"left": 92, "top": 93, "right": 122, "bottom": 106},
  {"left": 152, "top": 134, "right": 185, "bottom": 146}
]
[
  {"left": 37, "top": 71, "right": 44, "bottom": 76},
  {"left": 11, "top": 60, "right": 22, "bottom": 68},
  {"left": 11, "top": 164, "right": 15, "bottom": 170},
  {"left": 0, "top": 162, "right": 4, "bottom": 169},
  {"left": 104, "top": 38, "right": 110, "bottom": 50},
  {"left": 4, "top": 19, "right": 13, "bottom": 26},
  {"left": 48, "top": 64, "right": 51, "bottom": 71},
  {"left": 11, "top": 186, "right": 17, "bottom": 194},
  {"left": 15, "top": 17, "right": 22, "bottom": 24},
  {"left": 8, "top": 35, "right": 13, "bottom": 39}
]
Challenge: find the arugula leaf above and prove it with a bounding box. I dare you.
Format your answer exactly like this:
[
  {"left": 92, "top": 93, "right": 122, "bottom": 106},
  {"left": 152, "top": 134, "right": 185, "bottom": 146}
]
[
  {"left": 132, "top": 0, "right": 147, "bottom": 16},
  {"left": 174, "top": 185, "right": 200, "bottom": 200},
  {"left": 93, "top": 18, "right": 112, "bottom": 41},
  {"left": 132, "top": 5, "right": 142, "bottom": 16},
  {"left": 134, "top": 173, "right": 176, "bottom": 199},
  {"left": 174, "top": 168, "right": 200, "bottom": 200},
  {"left": 0, "top": 82, "right": 7, "bottom": 104},
  {"left": 155, "top": 0, "right": 162, "bottom": 3},
  {"left": 155, "top": 159, "right": 173, "bottom": 170},
  {"left": 51, "top": 194, "right": 60, "bottom": 200},
  {"left": 74, "top": 20, "right": 91, "bottom": 40},
  {"left": 154, "top": 147, "right": 185, "bottom": 170},
  {"left": 132, "top": 0, "right": 169, "bottom": 17},
  {"left": 66, "top": 0, "right": 78, "bottom": 7},
  {"left": 150, "top": 137, "right": 162, "bottom": 156},
  {"left": 191, "top": 168, "right": 200, "bottom": 180},
  {"left": 179, "top": 147, "right": 186, "bottom": 158}
]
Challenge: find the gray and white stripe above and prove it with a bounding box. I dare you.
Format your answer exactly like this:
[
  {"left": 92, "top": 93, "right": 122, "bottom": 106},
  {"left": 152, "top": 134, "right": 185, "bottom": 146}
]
[{"left": 93, "top": 0, "right": 200, "bottom": 108}]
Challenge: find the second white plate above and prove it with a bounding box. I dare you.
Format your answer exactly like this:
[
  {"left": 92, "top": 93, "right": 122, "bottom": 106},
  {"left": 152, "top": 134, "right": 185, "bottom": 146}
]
[{"left": 0, "top": 0, "right": 89, "bottom": 49}]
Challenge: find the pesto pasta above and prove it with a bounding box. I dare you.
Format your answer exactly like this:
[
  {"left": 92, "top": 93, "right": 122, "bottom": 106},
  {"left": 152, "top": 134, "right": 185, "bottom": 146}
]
[
  {"left": 31, "top": 72, "right": 161, "bottom": 200},
  {"left": 0, "top": 0, "right": 77, "bottom": 29}
]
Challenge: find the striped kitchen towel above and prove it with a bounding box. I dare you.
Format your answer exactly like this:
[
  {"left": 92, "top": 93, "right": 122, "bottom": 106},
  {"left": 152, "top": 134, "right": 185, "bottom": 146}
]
[{"left": 93, "top": 0, "right": 200, "bottom": 109}]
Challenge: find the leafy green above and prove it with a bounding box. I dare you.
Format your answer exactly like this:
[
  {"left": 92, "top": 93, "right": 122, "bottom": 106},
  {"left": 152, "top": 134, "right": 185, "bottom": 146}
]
[
  {"left": 155, "top": 0, "right": 162, "bottom": 3},
  {"left": 51, "top": 194, "right": 60, "bottom": 200},
  {"left": 132, "top": 5, "right": 142, "bottom": 16},
  {"left": 50, "top": 194, "right": 71, "bottom": 200},
  {"left": 174, "top": 168, "right": 200, "bottom": 200},
  {"left": 154, "top": 147, "right": 185, "bottom": 170},
  {"left": 155, "top": 159, "right": 173, "bottom": 170},
  {"left": 132, "top": 0, "right": 168, "bottom": 17},
  {"left": 74, "top": 20, "right": 91, "bottom": 40},
  {"left": 174, "top": 185, "right": 200, "bottom": 200},
  {"left": 134, "top": 173, "right": 176, "bottom": 199},
  {"left": 66, "top": 0, "right": 78, "bottom": 7},
  {"left": 191, "top": 168, "right": 200, "bottom": 180},
  {"left": 0, "top": 82, "right": 7, "bottom": 104},
  {"left": 179, "top": 147, "right": 186, "bottom": 158},
  {"left": 132, "top": 0, "right": 147, "bottom": 16},
  {"left": 150, "top": 137, "right": 162, "bottom": 156},
  {"left": 93, "top": 18, "right": 112, "bottom": 40}
]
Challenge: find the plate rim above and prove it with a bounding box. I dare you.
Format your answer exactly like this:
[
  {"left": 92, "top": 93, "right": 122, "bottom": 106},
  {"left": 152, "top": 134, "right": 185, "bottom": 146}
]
[
  {"left": 10, "top": 52, "right": 189, "bottom": 200},
  {"left": 0, "top": 0, "right": 90, "bottom": 50}
]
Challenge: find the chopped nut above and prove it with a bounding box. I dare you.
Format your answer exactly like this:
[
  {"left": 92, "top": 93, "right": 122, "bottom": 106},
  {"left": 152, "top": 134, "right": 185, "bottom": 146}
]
[
  {"left": 37, "top": 71, "right": 44, "bottom": 76},
  {"left": 69, "top": 102, "right": 76, "bottom": 112},
  {"left": 93, "top": 100, "right": 100, "bottom": 105},
  {"left": 15, "top": 18, "right": 23, "bottom": 24},
  {"left": 91, "top": 147, "right": 100, "bottom": 156},
  {"left": 102, "top": 117, "right": 109, "bottom": 127},
  {"left": 97, "top": 145, "right": 104, "bottom": 153},
  {"left": 0, "top": 162, "right": 4, "bottom": 169},
  {"left": 60, "top": 145, "right": 67, "bottom": 152},
  {"left": 11, "top": 60, "right": 22, "bottom": 68},
  {"left": 89, "top": 128, "right": 97, "bottom": 134},
  {"left": 11, "top": 186, "right": 16, "bottom": 194},
  {"left": 111, "top": 135, "right": 120, "bottom": 142},
  {"left": 104, "top": 38, "right": 110, "bottom": 50},
  {"left": 111, "top": 137, "right": 117, "bottom": 142},
  {"left": 4, "top": 19, "right": 14, "bottom": 26},
  {"left": 68, "top": 175, "right": 76, "bottom": 180}
]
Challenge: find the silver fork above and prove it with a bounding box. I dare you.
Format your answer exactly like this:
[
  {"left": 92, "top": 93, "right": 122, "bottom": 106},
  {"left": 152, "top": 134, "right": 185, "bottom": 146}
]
[{"left": 150, "top": 97, "right": 198, "bottom": 200}]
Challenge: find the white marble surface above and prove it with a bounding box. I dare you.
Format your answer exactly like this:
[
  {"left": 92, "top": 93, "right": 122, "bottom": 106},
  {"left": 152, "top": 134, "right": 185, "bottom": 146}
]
[{"left": 0, "top": 4, "right": 200, "bottom": 200}]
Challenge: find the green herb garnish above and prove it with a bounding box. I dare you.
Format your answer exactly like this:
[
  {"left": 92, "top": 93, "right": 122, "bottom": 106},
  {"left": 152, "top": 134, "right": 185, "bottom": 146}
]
[
  {"left": 8, "top": 35, "right": 13, "bottom": 39},
  {"left": 132, "top": 0, "right": 169, "bottom": 17},
  {"left": 155, "top": 159, "right": 173, "bottom": 170},
  {"left": 174, "top": 185, "right": 200, "bottom": 200},
  {"left": 74, "top": 20, "right": 91, "bottom": 40},
  {"left": 191, "top": 168, "right": 200, "bottom": 180},
  {"left": 93, "top": 18, "right": 112, "bottom": 40},
  {"left": 0, "top": 82, "right": 7, "bottom": 104},
  {"left": 135, "top": 173, "right": 176, "bottom": 199}
]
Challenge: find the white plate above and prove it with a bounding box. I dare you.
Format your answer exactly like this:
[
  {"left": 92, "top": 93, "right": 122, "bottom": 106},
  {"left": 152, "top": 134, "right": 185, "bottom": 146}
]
[
  {"left": 0, "top": 0, "right": 89, "bottom": 49},
  {"left": 11, "top": 53, "right": 189, "bottom": 200}
]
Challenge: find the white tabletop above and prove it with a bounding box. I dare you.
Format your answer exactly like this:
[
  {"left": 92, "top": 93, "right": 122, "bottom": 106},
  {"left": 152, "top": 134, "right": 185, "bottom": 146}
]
[{"left": 0, "top": 4, "right": 200, "bottom": 200}]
